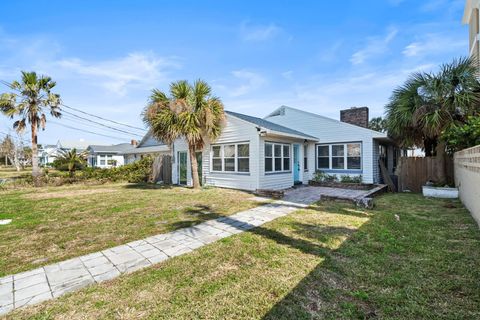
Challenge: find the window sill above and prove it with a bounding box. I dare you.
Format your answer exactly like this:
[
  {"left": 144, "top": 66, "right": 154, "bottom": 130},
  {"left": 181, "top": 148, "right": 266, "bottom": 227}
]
[{"left": 265, "top": 171, "right": 292, "bottom": 175}]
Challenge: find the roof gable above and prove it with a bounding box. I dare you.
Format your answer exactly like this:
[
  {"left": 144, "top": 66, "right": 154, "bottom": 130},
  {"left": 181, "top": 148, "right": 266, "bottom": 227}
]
[{"left": 265, "top": 105, "right": 387, "bottom": 138}]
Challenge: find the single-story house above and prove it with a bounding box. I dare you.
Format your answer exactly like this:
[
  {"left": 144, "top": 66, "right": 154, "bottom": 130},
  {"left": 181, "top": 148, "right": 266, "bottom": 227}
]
[
  {"left": 86, "top": 135, "right": 169, "bottom": 168},
  {"left": 86, "top": 143, "right": 135, "bottom": 168},
  {"left": 170, "top": 106, "right": 397, "bottom": 191}
]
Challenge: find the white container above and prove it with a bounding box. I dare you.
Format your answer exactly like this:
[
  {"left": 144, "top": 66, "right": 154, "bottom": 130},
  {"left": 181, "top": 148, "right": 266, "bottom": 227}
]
[{"left": 422, "top": 186, "right": 459, "bottom": 199}]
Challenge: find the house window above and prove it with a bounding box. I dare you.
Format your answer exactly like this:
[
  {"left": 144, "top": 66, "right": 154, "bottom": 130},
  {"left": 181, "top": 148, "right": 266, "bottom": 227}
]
[
  {"left": 347, "top": 143, "right": 361, "bottom": 169},
  {"left": 211, "top": 143, "right": 250, "bottom": 173},
  {"left": 107, "top": 155, "right": 115, "bottom": 166},
  {"left": 99, "top": 155, "right": 106, "bottom": 166},
  {"left": 237, "top": 144, "right": 249, "bottom": 172},
  {"left": 332, "top": 145, "right": 344, "bottom": 169},
  {"left": 304, "top": 145, "right": 308, "bottom": 171},
  {"left": 317, "top": 143, "right": 362, "bottom": 171},
  {"left": 265, "top": 143, "right": 273, "bottom": 172},
  {"left": 283, "top": 145, "right": 290, "bottom": 171},
  {"left": 212, "top": 146, "right": 222, "bottom": 171},
  {"left": 265, "top": 142, "right": 291, "bottom": 173},
  {"left": 224, "top": 145, "right": 235, "bottom": 172},
  {"left": 317, "top": 145, "right": 329, "bottom": 169}
]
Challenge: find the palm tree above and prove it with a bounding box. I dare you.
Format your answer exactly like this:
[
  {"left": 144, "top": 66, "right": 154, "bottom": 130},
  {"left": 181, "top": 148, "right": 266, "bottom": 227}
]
[
  {"left": 143, "top": 80, "right": 225, "bottom": 189},
  {"left": 57, "top": 148, "right": 87, "bottom": 178},
  {"left": 386, "top": 57, "right": 480, "bottom": 182},
  {"left": 0, "top": 71, "right": 61, "bottom": 182}
]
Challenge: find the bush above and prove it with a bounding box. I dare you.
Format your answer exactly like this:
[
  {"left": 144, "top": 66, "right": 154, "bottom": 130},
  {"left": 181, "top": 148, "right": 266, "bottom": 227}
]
[
  {"left": 442, "top": 116, "right": 480, "bottom": 154},
  {"left": 340, "top": 175, "right": 362, "bottom": 183},
  {"left": 51, "top": 159, "right": 85, "bottom": 172},
  {"left": 80, "top": 156, "right": 154, "bottom": 183},
  {"left": 312, "top": 170, "right": 337, "bottom": 182}
]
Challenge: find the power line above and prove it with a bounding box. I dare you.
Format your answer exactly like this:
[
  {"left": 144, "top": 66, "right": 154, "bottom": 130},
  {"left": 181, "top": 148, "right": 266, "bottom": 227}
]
[
  {"left": 60, "top": 114, "right": 140, "bottom": 140},
  {"left": 48, "top": 120, "right": 133, "bottom": 141},
  {"left": 1, "top": 79, "right": 148, "bottom": 134},
  {"left": 60, "top": 103, "right": 146, "bottom": 132},
  {"left": 60, "top": 109, "right": 143, "bottom": 138}
]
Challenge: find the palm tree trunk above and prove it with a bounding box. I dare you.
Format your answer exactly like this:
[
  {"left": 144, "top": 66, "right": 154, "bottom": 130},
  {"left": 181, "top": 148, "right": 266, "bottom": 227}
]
[
  {"left": 435, "top": 141, "right": 447, "bottom": 184},
  {"left": 31, "top": 122, "right": 40, "bottom": 184},
  {"left": 188, "top": 144, "right": 201, "bottom": 189}
]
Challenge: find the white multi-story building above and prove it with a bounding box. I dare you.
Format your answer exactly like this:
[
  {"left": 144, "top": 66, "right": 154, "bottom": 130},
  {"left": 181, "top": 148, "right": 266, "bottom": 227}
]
[{"left": 463, "top": 0, "right": 480, "bottom": 66}]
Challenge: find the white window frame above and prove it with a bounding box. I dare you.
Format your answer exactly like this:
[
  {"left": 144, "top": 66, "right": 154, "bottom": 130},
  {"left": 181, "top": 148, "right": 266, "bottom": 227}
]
[
  {"left": 316, "top": 142, "right": 362, "bottom": 171},
  {"left": 210, "top": 142, "right": 250, "bottom": 173},
  {"left": 265, "top": 142, "right": 292, "bottom": 173}
]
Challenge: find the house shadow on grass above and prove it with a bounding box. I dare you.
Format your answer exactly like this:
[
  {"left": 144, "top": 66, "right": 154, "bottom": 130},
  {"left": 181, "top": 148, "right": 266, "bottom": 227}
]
[{"left": 183, "top": 200, "right": 380, "bottom": 319}]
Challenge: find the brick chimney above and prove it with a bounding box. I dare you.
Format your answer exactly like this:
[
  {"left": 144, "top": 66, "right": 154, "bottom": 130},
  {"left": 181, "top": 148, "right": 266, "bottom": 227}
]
[
  {"left": 340, "top": 107, "right": 369, "bottom": 128},
  {"left": 131, "top": 139, "right": 138, "bottom": 146}
]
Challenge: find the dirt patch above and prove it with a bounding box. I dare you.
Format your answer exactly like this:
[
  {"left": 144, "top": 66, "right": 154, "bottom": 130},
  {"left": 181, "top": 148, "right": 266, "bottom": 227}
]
[{"left": 23, "top": 188, "right": 119, "bottom": 200}]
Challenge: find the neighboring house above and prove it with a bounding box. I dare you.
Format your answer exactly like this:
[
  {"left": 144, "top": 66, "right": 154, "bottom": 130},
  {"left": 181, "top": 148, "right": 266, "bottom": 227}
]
[
  {"left": 86, "top": 143, "right": 136, "bottom": 168},
  {"left": 463, "top": 0, "right": 480, "bottom": 67},
  {"left": 86, "top": 134, "right": 169, "bottom": 169},
  {"left": 38, "top": 141, "right": 66, "bottom": 166},
  {"left": 39, "top": 140, "right": 96, "bottom": 166},
  {"left": 123, "top": 132, "right": 170, "bottom": 164},
  {"left": 171, "top": 106, "right": 397, "bottom": 191}
]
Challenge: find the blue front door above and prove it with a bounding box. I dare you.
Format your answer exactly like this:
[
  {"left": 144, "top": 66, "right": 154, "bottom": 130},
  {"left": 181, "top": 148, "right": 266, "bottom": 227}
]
[{"left": 293, "top": 144, "right": 301, "bottom": 183}]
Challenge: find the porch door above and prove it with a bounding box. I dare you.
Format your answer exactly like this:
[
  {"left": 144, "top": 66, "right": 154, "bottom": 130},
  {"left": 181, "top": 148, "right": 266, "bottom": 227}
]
[
  {"left": 293, "top": 144, "right": 301, "bottom": 184},
  {"left": 178, "top": 151, "right": 188, "bottom": 185}
]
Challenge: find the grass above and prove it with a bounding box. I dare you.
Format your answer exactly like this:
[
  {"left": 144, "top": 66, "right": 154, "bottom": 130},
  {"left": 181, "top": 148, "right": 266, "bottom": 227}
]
[
  {"left": 0, "top": 182, "right": 264, "bottom": 276},
  {"left": 0, "top": 166, "right": 30, "bottom": 179},
  {"left": 6, "top": 193, "right": 480, "bottom": 319}
]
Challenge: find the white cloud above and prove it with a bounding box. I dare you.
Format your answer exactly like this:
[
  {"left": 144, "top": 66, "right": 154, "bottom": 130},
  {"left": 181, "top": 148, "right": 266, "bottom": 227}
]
[
  {"left": 402, "top": 34, "right": 466, "bottom": 58},
  {"left": 229, "top": 70, "right": 266, "bottom": 96},
  {"left": 281, "top": 70, "right": 293, "bottom": 80},
  {"left": 56, "top": 52, "right": 179, "bottom": 96},
  {"left": 240, "top": 21, "right": 281, "bottom": 42},
  {"left": 350, "top": 27, "right": 398, "bottom": 65}
]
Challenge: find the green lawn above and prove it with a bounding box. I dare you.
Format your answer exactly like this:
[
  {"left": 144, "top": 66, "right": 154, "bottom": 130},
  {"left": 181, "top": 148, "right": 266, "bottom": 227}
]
[
  {"left": 6, "top": 193, "right": 480, "bottom": 319},
  {"left": 0, "top": 183, "right": 264, "bottom": 276},
  {"left": 0, "top": 166, "right": 30, "bottom": 179}
]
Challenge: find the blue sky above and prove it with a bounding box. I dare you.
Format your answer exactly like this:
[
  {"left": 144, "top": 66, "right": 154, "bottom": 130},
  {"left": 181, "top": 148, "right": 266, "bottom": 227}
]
[{"left": 0, "top": 0, "right": 468, "bottom": 145}]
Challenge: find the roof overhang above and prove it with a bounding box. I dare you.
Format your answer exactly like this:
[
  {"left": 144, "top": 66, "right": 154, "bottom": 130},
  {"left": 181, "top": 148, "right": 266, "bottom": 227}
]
[
  {"left": 261, "top": 129, "right": 319, "bottom": 142},
  {"left": 373, "top": 136, "right": 396, "bottom": 145}
]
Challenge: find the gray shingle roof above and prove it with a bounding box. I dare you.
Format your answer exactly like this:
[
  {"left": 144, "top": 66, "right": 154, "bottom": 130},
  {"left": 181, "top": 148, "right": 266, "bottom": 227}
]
[
  {"left": 87, "top": 143, "right": 136, "bottom": 154},
  {"left": 226, "top": 110, "right": 318, "bottom": 140}
]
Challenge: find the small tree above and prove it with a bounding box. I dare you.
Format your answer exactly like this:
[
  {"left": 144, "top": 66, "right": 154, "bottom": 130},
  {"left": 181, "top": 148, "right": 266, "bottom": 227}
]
[
  {"left": 56, "top": 148, "right": 87, "bottom": 177},
  {"left": 143, "top": 80, "right": 225, "bottom": 189},
  {"left": 368, "top": 117, "right": 387, "bottom": 133},
  {"left": 0, "top": 134, "right": 24, "bottom": 171},
  {"left": 0, "top": 71, "right": 62, "bottom": 183}
]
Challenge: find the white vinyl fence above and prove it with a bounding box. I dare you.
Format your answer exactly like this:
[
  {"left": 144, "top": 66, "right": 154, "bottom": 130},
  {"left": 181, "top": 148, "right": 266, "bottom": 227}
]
[{"left": 454, "top": 145, "right": 480, "bottom": 225}]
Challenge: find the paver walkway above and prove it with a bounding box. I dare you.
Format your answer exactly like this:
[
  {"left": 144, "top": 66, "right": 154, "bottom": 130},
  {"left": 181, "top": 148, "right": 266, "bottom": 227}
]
[{"left": 0, "top": 186, "right": 350, "bottom": 316}]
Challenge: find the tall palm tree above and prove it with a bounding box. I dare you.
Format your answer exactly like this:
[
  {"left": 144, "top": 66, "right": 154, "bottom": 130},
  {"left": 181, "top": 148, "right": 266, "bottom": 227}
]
[
  {"left": 57, "top": 148, "right": 87, "bottom": 178},
  {"left": 386, "top": 57, "right": 480, "bottom": 182},
  {"left": 0, "top": 71, "right": 61, "bottom": 181},
  {"left": 143, "top": 80, "right": 225, "bottom": 189}
]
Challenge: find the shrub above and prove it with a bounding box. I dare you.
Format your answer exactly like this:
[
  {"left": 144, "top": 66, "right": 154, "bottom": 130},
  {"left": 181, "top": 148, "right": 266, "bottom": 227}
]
[
  {"left": 442, "top": 116, "right": 480, "bottom": 154},
  {"left": 80, "top": 156, "right": 154, "bottom": 183},
  {"left": 312, "top": 170, "right": 337, "bottom": 182},
  {"left": 340, "top": 175, "right": 362, "bottom": 183}
]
